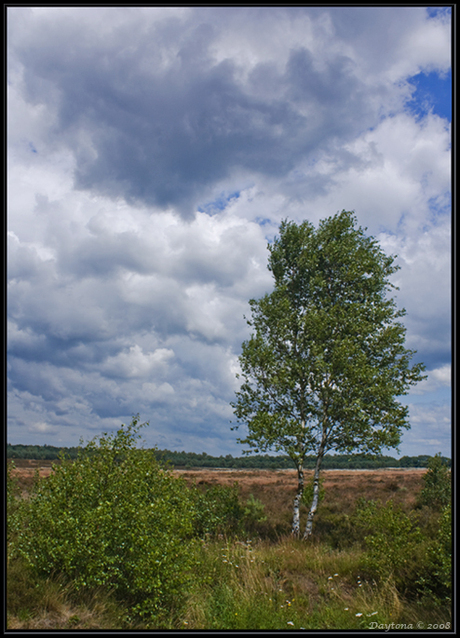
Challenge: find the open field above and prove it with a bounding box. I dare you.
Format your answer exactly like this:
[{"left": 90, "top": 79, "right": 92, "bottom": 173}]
[
  {"left": 175, "top": 467, "right": 426, "bottom": 530},
  {"left": 9, "top": 459, "right": 426, "bottom": 504}
]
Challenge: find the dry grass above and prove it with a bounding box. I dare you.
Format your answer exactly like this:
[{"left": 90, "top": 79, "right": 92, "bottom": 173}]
[
  {"left": 6, "top": 561, "right": 122, "bottom": 630},
  {"left": 174, "top": 467, "right": 425, "bottom": 533}
]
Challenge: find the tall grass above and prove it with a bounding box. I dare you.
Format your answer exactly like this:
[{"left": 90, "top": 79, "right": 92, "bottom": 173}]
[{"left": 181, "top": 536, "right": 450, "bottom": 631}]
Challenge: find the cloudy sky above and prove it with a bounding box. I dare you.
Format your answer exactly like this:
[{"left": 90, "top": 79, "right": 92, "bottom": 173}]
[{"left": 7, "top": 7, "right": 452, "bottom": 458}]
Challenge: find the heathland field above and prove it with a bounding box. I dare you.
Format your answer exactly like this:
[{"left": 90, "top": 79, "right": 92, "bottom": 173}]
[{"left": 7, "top": 456, "right": 452, "bottom": 631}]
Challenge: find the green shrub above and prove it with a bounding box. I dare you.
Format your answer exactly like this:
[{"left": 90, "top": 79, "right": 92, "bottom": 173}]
[
  {"left": 354, "top": 498, "right": 426, "bottom": 593},
  {"left": 416, "top": 503, "right": 452, "bottom": 603},
  {"left": 417, "top": 453, "right": 451, "bottom": 510},
  {"left": 242, "top": 494, "right": 267, "bottom": 535},
  {"left": 191, "top": 482, "right": 244, "bottom": 538},
  {"left": 14, "top": 416, "right": 198, "bottom": 623},
  {"left": 354, "top": 496, "right": 452, "bottom": 603}
]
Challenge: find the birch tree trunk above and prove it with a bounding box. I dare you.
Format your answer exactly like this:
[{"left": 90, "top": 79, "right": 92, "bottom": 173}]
[
  {"left": 303, "top": 450, "right": 324, "bottom": 540},
  {"left": 291, "top": 463, "right": 304, "bottom": 537}
]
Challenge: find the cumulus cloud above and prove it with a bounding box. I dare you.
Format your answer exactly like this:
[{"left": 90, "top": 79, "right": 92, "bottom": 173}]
[
  {"left": 9, "top": 7, "right": 449, "bottom": 218},
  {"left": 410, "top": 364, "right": 451, "bottom": 395},
  {"left": 7, "top": 7, "right": 451, "bottom": 456},
  {"left": 400, "top": 401, "right": 451, "bottom": 457}
]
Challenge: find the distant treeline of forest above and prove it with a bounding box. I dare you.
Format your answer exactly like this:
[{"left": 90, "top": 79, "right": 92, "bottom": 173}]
[{"left": 6, "top": 443, "right": 450, "bottom": 469}]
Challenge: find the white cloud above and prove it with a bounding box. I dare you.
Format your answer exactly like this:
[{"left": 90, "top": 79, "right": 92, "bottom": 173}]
[
  {"left": 29, "top": 422, "right": 58, "bottom": 434},
  {"left": 101, "top": 345, "right": 175, "bottom": 379},
  {"left": 410, "top": 364, "right": 451, "bottom": 395},
  {"left": 402, "top": 402, "right": 451, "bottom": 457}
]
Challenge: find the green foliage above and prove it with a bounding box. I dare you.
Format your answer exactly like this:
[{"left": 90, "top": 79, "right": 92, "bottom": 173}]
[
  {"left": 242, "top": 494, "right": 267, "bottom": 534},
  {"left": 232, "top": 211, "right": 426, "bottom": 536},
  {"left": 415, "top": 503, "right": 452, "bottom": 603},
  {"left": 417, "top": 453, "right": 451, "bottom": 510},
  {"left": 355, "top": 498, "right": 426, "bottom": 593},
  {"left": 13, "top": 416, "right": 198, "bottom": 622},
  {"left": 7, "top": 443, "right": 80, "bottom": 460},
  {"left": 353, "top": 497, "right": 451, "bottom": 602},
  {"left": 8, "top": 471, "right": 452, "bottom": 629},
  {"left": 7, "top": 462, "right": 21, "bottom": 546},
  {"left": 191, "top": 483, "right": 244, "bottom": 537},
  {"left": 8, "top": 443, "right": 449, "bottom": 470},
  {"left": 302, "top": 475, "right": 325, "bottom": 508}
]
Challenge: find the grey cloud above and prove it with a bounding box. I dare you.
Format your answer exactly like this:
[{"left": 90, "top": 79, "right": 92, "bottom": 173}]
[
  {"left": 328, "top": 7, "right": 427, "bottom": 69},
  {"left": 12, "top": 8, "right": 384, "bottom": 217},
  {"left": 405, "top": 328, "right": 451, "bottom": 371},
  {"left": 60, "top": 230, "right": 160, "bottom": 279}
]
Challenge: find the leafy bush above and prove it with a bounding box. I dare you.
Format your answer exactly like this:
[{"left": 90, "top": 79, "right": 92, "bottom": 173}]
[
  {"left": 14, "top": 417, "right": 198, "bottom": 623},
  {"left": 191, "top": 483, "right": 244, "bottom": 538},
  {"left": 354, "top": 498, "right": 426, "bottom": 593},
  {"left": 417, "top": 453, "right": 451, "bottom": 510},
  {"left": 416, "top": 503, "right": 452, "bottom": 603},
  {"left": 242, "top": 494, "right": 267, "bottom": 535}
]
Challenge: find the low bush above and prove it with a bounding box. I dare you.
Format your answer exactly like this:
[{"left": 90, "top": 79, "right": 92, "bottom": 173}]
[
  {"left": 416, "top": 453, "right": 451, "bottom": 510},
  {"left": 415, "top": 502, "right": 452, "bottom": 603},
  {"left": 13, "top": 417, "right": 199, "bottom": 624},
  {"left": 354, "top": 498, "right": 426, "bottom": 594},
  {"left": 354, "top": 496, "right": 452, "bottom": 603},
  {"left": 243, "top": 493, "right": 267, "bottom": 535},
  {"left": 7, "top": 461, "right": 21, "bottom": 549},
  {"left": 191, "top": 482, "right": 244, "bottom": 538}
]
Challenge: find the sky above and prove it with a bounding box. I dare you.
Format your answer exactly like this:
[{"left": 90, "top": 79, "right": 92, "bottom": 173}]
[{"left": 7, "top": 6, "right": 452, "bottom": 458}]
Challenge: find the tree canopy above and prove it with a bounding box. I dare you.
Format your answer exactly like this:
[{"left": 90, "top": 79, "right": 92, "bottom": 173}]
[{"left": 231, "top": 211, "right": 426, "bottom": 537}]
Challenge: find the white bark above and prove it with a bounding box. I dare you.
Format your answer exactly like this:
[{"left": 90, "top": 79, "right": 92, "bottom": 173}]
[
  {"left": 291, "top": 464, "right": 304, "bottom": 537},
  {"left": 303, "top": 450, "right": 324, "bottom": 539}
]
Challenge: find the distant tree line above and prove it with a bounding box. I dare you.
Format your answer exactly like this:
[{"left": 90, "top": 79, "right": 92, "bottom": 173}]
[{"left": 6, "top": 443, "right": 450, "bottom": 469}]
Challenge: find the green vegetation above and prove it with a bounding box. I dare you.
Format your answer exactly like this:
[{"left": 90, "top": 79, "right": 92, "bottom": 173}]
[
  {"left": 10, "top": 417, "right": 198, "bottom": 624},
  {"left": 416, "top": 452, "right": 452, "bottom": 510},
  {"left": 7, "top": 420, "right": 451, "bottom": 629},
  {"left": 231, "top": 212, "right": 426, "bottom": 537}
]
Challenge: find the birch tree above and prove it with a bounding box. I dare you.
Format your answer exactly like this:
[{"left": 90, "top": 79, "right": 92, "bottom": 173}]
[{"left": 231, "top": 211, "right": 426, "bottom": 539}]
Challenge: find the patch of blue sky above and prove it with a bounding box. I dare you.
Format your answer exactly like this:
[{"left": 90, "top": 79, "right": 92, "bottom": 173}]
[
  {"left": 405, "top": 69, "right": 452, "bottom": 122},
  {"left": 255, "top": 217, "right": 272, "bottom": 227},
  {"left": 426, "top": 6, "right": 451, "bottom": 20},
  {"left": 29, "top": 142, "right": 38, "bottom": 153},
  {"left": 427, "top": 192, "right": 451, "bottom": 220},
  {"left": 197, "top": 190, "right": 240, "bottom": 215}
]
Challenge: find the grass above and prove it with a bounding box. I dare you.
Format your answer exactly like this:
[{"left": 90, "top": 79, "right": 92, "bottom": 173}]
[
  {"left": 7, "top": 464, "right": 452, "bottom": 630},
  {"left": 180, "top": 536, "right": 450, "bottom": 631},
  {"left": 6, "top": 555, "right": 123, "bottom": 630}
]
